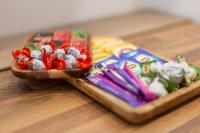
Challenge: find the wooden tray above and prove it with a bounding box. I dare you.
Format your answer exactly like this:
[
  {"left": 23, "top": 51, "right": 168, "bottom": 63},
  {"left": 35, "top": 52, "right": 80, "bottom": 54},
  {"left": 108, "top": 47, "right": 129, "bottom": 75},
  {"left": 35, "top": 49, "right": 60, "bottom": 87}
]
[
  {"left": 63, "top": 73, "right": 200, "bottom": 123},
  {"left": 12, "top": 35, "right": 200, "bottom": 123},
  {"left": 11, "top": 33, "right": 92, "bottom": 79},
  {"left": 63, "top": 46, "right": 200, "bottom": 123}
]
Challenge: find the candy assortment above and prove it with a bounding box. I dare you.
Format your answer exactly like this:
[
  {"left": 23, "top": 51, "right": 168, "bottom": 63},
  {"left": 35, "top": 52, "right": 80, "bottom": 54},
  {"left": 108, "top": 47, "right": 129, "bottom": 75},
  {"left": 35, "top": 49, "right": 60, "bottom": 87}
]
[
  {"left": 11, "top": 34, "right": 200, "bottom": 107},
  {"left": 87, "top": 37, "right": 200, "bottom": 107},
  {"left": 139, "top": 55, "right": 200, "bottom": 97},
  {"left": 12, "top": 30, "right": 92, "bottom": 71}
]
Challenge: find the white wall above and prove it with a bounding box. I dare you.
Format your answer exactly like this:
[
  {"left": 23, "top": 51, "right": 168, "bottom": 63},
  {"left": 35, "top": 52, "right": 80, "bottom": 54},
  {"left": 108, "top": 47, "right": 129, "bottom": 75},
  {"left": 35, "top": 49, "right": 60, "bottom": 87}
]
[
  {"left": 0, "top": 0, "right": 145, "bottom": 37},
  {"left": 1, "top": 0, "right": 200, "bottom": 37},
  {"left": 145, "top": 0, "right": 200, "bottom": 22}
]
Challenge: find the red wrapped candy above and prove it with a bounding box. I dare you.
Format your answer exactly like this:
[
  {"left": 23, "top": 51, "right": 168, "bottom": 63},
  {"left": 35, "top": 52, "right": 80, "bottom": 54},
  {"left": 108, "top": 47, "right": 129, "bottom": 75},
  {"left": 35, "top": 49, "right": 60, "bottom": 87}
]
[
  {"left": 12, "top": 48, "right": 32, "bottom": 69},
  {"left": 76, "top": 49, "right": 92, "bottom": 70},
  {"left": 60, "top": 41, "right": 70, "bottom": 49},
  {"left": 54, "top": 59, "right": 66, "bottom": 70},
  {"left": 42, "top": 48, "right": 53, "bottom": 69},
  {"left": 48, "top": 42, "right": 57, "bottom": 53}
]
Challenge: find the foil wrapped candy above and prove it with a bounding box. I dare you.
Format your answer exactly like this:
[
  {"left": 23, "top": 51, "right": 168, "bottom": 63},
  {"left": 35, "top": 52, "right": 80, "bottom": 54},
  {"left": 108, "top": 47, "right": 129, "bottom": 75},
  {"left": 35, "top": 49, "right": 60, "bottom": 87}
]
[
  {"left": 12, "top": 48, "right": 32, "bottom": 69},
  {"left": 149, "top": 59, "right": 196, "bottom": 84},
  {"left": 140, "top": 55, "right": 199, "bottom": 97},
  {"left": 55, "top": 49, "right": 65, "bottom": 60},
  {"left": 64, "top": 54, "right": 78, "bottom": 69},
  {"left": 12, "top": 44, "right": 91, "bottom": 71},
  {"left": 31, "top": 51, "right": 42, "bottom": 60},
  {"left": 29, "top": 59, "right": 46, "bottom": 70}
]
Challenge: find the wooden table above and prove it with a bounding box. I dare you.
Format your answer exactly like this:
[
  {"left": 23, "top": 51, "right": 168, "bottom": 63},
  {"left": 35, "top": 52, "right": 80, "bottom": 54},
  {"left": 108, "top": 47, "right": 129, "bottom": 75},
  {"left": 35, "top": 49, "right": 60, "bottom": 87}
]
[{"left": 1, "top": 11, "right": 200, "bottom": 133}]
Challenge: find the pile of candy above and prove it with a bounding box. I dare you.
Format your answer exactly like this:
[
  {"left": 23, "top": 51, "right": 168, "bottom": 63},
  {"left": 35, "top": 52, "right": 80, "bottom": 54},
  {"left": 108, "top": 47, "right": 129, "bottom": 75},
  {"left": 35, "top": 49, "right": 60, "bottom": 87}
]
[
  {"left": 139, "top": 55, "right": 200, "bottom": 97},
  {"left": 12, "top": 30, "right": 92, "bottom": 71},
  {"left": 87, "top": 56, "right": 200, "bottom": 107},
  {"left": 87, "top": 62, "right": 153, "bottom": 107},
  {"left": 87, "top": 37, "right": 200, "bottom": 107}
]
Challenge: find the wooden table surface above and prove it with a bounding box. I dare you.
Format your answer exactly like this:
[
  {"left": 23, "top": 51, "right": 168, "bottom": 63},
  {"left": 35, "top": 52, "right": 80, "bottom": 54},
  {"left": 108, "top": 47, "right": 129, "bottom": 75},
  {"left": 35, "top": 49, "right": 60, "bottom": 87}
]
[{"left": 1, "top": 11, "right": 200, "bottom": 133}]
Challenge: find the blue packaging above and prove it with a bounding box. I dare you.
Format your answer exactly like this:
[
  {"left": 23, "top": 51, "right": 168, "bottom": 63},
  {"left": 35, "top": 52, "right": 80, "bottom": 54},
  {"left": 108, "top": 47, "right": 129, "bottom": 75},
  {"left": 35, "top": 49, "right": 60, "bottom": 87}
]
[
  {"left": 95, "top": 55, "right": 120, "bottom": 68},
  {"left": 119, "top": 48, "right": 165, "bottom": 64}
]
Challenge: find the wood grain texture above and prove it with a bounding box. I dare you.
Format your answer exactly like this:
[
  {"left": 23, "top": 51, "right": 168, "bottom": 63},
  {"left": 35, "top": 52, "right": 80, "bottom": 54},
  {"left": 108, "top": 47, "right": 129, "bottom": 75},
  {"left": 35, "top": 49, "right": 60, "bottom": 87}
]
[
  {"left": 1, "top": 11, "right": 200, "bottom": 132},
  {"left": 0, "top": 11, "right": 190, "bottom": 71}
]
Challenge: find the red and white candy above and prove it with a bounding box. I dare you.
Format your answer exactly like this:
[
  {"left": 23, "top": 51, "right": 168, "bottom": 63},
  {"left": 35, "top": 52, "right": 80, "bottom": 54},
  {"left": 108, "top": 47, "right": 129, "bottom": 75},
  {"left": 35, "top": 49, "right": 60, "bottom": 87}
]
[
  {"left": 64, "top": 54, "right": 78, "bottom": 69},
  {"left": 55, "top": 49, "right": 65, "bottom": 60},
  {"left": 29, "top": 59, "right": 46, "bottom": 70},
  {"left": 66, "top": 47, "right": 81, "bottom": 57},
  {"left": 41, "top": 45, "right": 53, "bottom": 55},
  {"left": 31, "top": 51, "right": 42, "bottom": 60}
]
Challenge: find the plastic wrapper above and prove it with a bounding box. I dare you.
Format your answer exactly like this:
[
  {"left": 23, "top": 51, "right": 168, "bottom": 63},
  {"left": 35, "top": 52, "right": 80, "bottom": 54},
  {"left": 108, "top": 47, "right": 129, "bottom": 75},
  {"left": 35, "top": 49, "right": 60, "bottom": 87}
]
[
  {"left": 29, "top": 59, "right": 46, "bottom": 70},
  {"left": 87, "top": 73, "right": 145, "bottom": 107},
  {"left": 102, "top": 69, "right": 140, "bottom": 96}
]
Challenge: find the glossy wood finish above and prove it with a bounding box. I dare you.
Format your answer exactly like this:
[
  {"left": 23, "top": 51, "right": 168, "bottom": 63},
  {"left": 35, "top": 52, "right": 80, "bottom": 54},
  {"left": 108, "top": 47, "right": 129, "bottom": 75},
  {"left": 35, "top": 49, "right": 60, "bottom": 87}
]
[{"left": 1, "top": 11, "right": 200, "bottom": 132}]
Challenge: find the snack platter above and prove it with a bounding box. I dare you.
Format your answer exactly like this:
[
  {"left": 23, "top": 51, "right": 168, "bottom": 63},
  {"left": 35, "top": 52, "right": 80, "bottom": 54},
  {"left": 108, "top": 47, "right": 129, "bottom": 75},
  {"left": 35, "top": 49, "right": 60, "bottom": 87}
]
[{"left": 11, "top": 32, "right": 200, "bottom": 123}]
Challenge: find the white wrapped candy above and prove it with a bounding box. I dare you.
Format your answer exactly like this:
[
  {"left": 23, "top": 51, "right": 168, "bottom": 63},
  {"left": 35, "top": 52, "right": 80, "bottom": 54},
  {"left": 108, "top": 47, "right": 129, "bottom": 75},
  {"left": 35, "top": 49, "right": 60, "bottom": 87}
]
[
  {"left": 17, "top": 55, "right": 29, "bottom": 63},
  {"left": 148, "top": 77, "right": 168, "bottom": 97},
  {"left": 64, "top": 54, "right": 78, "bottom": 69},
  {"left": 29, "top": 59, "right": 46, "bottom": 70},
  {"left": 41, "top": 45, "right": 52, "bottom": 54},
  {"left": 66, "top": 47, "right": 80, "bottom": 57},
  {"left": 140, "top": 77, "right": 151, "bottom": 87},
  {"left": 149, "top": 60, "right": 196, "bottom": 84},
  {"left": 149, "top": 62, "right": 162, "bottom": 73},
  {"left": 55, "top": 49, "right": 65, "bottom": 59},
  {"left": 31, "top": 51, "right": 42, "bottom": 60}
]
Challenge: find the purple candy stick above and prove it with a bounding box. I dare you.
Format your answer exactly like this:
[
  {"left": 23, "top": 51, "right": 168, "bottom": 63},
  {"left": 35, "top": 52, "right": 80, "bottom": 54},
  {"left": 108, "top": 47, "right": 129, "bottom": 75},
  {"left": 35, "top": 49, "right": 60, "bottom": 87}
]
[
  {"left": 123, "top": 63, "right": 157, "bottom": 101},
  {"left": 87, "top": 74, "right": 145, "bottom": 107},
  {"left": 102, "top": 69, "right": 140, "bottom": 96}
]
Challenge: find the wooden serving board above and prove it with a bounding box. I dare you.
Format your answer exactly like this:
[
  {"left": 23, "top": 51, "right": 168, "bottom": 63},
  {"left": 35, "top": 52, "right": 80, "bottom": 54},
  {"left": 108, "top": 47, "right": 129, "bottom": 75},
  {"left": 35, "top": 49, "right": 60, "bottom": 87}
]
[
  {"left": 63, "top": 45, "right": 200, "bottom": 124},
  {"left": 63, "top": 70, "right": 200, "bottom": 123},
  {"left": 11, "top": 34, "right": 200, "bottom": 123}
]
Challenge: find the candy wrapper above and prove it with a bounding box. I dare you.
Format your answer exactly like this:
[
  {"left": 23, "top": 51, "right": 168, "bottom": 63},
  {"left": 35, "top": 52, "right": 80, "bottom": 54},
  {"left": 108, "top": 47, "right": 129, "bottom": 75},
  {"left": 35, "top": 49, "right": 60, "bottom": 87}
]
[
  {"left": 28, "top": 59, "right": 46, "bottom": 70},
  {"left": 31, "top": 51, "right": 42, "bottom": 60},
  {"left": 55, "top": 49, "right": 65, "bottom": 60},
  {"left": 64, "top": 54, "right": 77, "bottom": 69},
  {"left": 87, "top": 72, "right": 145, "bottom": 107},
  {"left": 102, "top": 69, "right": 140, "bottom": 96},
  {"left": 139, "top": 55, "right": 200, "bottom": 97},
  {"left": 86, "top": 60, "right": 156, "bottom": 106},
  {"left": 12, "top": 48, "right": 32, "bottom": 69}
]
